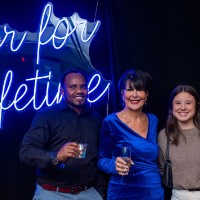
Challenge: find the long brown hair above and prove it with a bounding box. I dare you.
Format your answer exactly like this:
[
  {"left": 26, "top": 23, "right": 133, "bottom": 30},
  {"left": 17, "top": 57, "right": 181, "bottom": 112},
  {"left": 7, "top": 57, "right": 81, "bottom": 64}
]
[{"left": 166, "top": 85, "right": 200, "bottom": 145}]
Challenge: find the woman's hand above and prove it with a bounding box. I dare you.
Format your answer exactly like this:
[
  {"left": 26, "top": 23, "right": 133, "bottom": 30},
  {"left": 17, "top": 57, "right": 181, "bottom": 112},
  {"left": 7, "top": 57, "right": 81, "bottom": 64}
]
[{"left": 115, "top": 157, "right": 134, "bottom": 176}]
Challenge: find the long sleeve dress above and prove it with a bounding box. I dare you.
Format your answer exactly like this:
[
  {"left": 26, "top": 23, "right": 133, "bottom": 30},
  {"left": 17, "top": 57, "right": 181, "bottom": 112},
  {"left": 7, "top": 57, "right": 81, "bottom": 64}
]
[{"left": 98, "top": 113, "right": 164, "bottom": 200}]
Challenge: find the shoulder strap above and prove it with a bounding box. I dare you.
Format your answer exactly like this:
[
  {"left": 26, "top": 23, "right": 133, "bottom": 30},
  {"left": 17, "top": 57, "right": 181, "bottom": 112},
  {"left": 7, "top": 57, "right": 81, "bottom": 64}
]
[{"left": 166, "top": 139, "right": 171, "bottom": 162}]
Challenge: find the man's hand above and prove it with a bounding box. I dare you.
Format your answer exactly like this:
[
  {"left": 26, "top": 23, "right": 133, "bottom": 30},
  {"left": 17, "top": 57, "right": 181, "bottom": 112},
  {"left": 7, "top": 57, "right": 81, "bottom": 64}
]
[{"left": 57, "top": 142, "right": 80, "bottom": 162}]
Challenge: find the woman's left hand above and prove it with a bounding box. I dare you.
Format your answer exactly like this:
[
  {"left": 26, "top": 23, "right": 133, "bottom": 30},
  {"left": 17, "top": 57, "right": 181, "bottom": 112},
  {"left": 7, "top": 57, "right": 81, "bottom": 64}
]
[{"left": 115, "top": 157, "right": 133, "bottom": 176}]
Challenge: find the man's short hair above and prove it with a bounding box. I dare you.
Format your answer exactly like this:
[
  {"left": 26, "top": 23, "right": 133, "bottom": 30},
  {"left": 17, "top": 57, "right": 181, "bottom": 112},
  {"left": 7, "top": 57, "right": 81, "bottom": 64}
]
[{"left": 60, "top": 69, "right": 88, "bottom": 88}]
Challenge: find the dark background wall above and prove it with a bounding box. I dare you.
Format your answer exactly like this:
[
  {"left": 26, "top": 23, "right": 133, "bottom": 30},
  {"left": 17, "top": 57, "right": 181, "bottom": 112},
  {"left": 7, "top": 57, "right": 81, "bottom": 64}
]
[{"left": 0, "top": 1, "right": 200, "bottom": 199}]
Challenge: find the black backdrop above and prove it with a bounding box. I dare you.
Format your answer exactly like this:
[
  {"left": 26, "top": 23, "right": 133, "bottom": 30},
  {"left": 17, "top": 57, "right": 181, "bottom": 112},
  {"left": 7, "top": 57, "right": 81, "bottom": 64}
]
[{"left": 0, "top": 1, "right": 200, "bottom": 199}]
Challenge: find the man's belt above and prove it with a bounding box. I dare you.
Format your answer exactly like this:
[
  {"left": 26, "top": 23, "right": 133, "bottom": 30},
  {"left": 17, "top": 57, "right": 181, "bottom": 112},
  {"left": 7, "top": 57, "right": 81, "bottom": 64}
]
[{"left": 41, "top": 183, "right": 92, "bottom": 194}]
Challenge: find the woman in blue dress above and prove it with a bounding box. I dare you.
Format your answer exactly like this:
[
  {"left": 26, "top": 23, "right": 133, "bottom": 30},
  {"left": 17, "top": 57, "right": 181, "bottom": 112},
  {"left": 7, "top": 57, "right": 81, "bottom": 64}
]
[{"left": 98, "top": 69, "right": 164, "bottom": 200}]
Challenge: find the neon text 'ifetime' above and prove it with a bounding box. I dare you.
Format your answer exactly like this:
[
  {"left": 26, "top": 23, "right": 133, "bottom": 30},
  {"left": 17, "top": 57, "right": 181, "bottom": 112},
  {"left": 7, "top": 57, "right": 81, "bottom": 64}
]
[{"left": 0, "top": 70, "right": 110, "bottom": 129}]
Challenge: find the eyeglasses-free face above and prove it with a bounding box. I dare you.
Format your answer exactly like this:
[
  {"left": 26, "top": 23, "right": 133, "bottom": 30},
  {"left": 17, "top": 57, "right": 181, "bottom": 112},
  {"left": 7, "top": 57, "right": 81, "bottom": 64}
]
[
  {"left": 61, "top": 72, "right": 88, "bottom": 113},
  {"left": 172, "top": 92, "right": 196, "bottom": 127},
  {"left": 122, "top": 80, "right": 148, "bottom": 111}
]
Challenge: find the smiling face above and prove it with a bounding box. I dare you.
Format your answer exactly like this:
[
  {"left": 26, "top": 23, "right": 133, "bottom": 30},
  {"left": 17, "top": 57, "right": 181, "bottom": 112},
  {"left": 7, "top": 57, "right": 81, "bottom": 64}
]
[
  {"left": 172, "top": 92, "right": 196, "bottom": 127},
  {"left": 61, "top": 72, "right": 88, "bottom": 113},
  {"left": 122, "top": 80, "right": 148, "bottom": 111}
]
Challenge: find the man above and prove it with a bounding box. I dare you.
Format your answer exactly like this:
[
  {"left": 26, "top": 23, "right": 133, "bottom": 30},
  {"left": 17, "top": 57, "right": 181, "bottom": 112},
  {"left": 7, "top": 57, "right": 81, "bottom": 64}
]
[{"left": 19, "top": 69, "right": 105, "bottom": 200}]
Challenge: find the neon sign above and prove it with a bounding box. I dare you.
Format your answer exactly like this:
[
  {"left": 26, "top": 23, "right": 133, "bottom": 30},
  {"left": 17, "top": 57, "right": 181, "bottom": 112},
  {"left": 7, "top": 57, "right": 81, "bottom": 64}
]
[{"left": 0, "top": 2, "right": 111, "bottom": 128}]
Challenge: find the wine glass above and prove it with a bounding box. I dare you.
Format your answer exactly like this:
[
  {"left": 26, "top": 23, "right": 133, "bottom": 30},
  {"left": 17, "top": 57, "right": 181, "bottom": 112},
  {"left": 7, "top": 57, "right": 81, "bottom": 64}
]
[{"left": 121, "top": 146, "right": 131, "bottom": 175}]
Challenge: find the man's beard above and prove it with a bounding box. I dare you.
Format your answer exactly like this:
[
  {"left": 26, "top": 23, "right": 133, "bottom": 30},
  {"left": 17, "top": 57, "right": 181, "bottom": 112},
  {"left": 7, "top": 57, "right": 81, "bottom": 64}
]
[{"left": 67, "top": 101, "right": 86, "bottom": 110}]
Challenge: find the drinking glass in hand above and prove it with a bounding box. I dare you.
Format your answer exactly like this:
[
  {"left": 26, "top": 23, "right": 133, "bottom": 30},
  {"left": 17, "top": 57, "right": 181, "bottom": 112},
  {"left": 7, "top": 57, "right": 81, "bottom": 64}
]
[{"left": 121, "top": 146, "right": 131, "bottom": 175}]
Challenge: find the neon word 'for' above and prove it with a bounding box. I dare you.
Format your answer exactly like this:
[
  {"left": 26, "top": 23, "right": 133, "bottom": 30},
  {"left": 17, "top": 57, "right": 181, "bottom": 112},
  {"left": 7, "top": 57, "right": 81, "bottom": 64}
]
[{"left": 0, "top": 3, "right": 100, "bottom": 65}]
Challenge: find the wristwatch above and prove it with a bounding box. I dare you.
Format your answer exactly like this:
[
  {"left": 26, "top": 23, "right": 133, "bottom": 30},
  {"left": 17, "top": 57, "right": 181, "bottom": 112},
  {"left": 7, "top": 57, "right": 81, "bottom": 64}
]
[{"left": 52, "top": 154, "right": 59, "bottom": 165}]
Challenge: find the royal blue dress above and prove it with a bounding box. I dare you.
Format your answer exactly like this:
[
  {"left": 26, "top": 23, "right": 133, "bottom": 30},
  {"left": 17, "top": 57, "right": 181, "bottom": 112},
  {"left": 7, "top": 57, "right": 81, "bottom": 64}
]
[{"left": 98, "top": 113, "right": 164, "bottom": 200}]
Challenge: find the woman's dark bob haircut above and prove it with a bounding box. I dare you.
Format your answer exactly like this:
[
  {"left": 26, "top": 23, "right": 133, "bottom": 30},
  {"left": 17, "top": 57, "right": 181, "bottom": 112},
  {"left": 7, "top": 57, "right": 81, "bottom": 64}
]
[{"left": 118, "top": 69, "right": 152, "bottom": 94}]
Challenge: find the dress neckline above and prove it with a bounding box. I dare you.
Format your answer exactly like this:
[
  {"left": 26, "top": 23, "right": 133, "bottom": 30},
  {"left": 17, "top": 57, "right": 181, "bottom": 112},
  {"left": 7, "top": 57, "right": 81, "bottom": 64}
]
[{"left": 114, "top": 113, "right": 150, "bottom": 139}]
